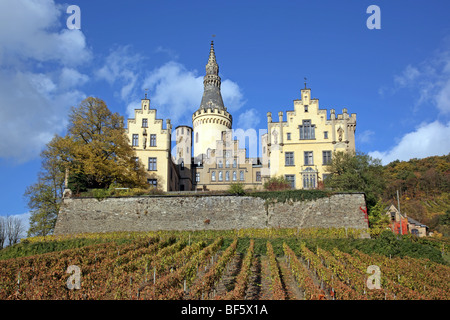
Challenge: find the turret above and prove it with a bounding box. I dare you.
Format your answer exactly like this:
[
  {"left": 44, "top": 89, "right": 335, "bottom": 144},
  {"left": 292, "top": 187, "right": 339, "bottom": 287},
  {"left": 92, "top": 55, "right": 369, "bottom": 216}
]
[{"left": 193, "top": 41, "right": 233, "bottom": 158}]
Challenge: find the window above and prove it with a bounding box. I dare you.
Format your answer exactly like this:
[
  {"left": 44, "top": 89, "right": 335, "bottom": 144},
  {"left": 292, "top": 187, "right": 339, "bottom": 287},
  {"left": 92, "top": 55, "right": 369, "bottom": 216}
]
[
  {"left": 233, "top": 158, "right": 237, "bottom": 168},
  {"left": 324, "top": 131, "right": 328, "bottom": 139},
  {"left": 299, "top": 120, "right": 315, "bottom": 140},
  {"left": 322, "top": 173, "right": 331, "bottom": 182},
  {"left": 211, "top": 171, "right": 216, "bottom": 181},
  {"left": 287, "top": 132, "right": 291, "bottom": 140},
  {"left": 148, "top": 157, "right": 157, "bottom": 171},
  {"left": 304, "top": 151, "right": 313, "bottom": 165},
  {"left": 285, "top": 152, "right": 294, "bottom": 166},
  {"left": 181, "top": 127, "right": 184, "bottom": 134},
  {"left": 302, "top": 167, "right": 317, "bottom": 189},
  {"left": 226, "top": 160, "right": 230, "bottom": 168},
  {"left": 225, "top": 171, "right": 230, "bottom": 181},
  {"left": 142, "top": 118, "right": 148, "bottom": 128},
  {"left": 181, "top": 161, "right": 184, "bottom": 170},
  {"left": 195, "top": 172, "right": 200, "bottom": 182},
  {"left": 187, "top": 146, "right": 189, "bottom": 155},
  {"left": 322, "top": 151, "right": 332, "bottom": 165},
  {"left": 304, "top": 105, "right": 308, "bottom": 112},
  {"left": 132, "top": 134, "right": 139, "bottom": 146},
  {"left": 196, "top": 132, "right": 198, "bottom": 143},
  {"left": 232, "top": 171, "right": 237, "bottom": 181},
  {"left": 240, "top": 170, "right": 244, "bottom": 181},
  {"left": 285, "top": 175, "right": 295, "bottom": 189},
  {"left": 147, "top": 179, "right": 157, "bottom": 187},
  {"left": 256, "top": 171, "right": 261, "bottom": 181},
  {"left": 218, "top": 160, "right": 223, "bottom": 168},
  {"left": 150, "top": 134, "right": 156, "bottom": 147},
  {"left": 218, "top": 171, "right": 223, "bottom": 181}
]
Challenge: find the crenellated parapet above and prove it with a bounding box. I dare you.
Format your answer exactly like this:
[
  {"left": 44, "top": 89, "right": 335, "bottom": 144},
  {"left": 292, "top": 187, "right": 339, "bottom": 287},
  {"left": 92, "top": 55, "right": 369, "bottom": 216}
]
[{"left": 192, "top": 107, "right": 232, "bottom": 129}]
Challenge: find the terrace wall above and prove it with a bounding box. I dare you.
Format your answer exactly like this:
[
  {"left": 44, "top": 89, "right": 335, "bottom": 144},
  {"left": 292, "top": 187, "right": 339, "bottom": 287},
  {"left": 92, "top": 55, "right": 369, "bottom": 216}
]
[{"left": 54, "top": 193, "right": 368, "bottom": 235}]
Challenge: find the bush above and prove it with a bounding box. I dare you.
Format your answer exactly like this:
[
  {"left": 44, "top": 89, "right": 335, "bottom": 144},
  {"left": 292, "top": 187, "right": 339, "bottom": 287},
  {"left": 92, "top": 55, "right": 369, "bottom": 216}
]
[
  {"left": 263, "top": 176, "right": 291, "bottom": 191},
  {"left": 228, "top": 182, "right": 246, "bottom": 196}
]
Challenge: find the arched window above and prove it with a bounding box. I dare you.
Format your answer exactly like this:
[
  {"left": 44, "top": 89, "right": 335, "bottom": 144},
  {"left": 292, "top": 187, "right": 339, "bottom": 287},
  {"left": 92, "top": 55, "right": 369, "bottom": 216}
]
[
  {"left": 232, "top": 171, "right": 237, "bottom": 181},
  {"left": 211, "top": 171, "right": 216, "bottom": 181},
  {"left": 218, "top": 171, "right": 223, "bottom": 181},
  {"left": 225, "top": 171, "right": 230, "bottom": 181},
  {"left": 302, "top": 167, "right": 317, "bottom": 189},
  {"left": 240, "top": 170, "right": 244, "bottom": 181}
]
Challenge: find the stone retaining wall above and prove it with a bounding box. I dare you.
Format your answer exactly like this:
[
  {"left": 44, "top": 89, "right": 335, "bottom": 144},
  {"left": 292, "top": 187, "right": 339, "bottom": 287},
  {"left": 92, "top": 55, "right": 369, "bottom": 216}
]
[{"left": 53, "top": 193, "right": 368, "bottom": 234}]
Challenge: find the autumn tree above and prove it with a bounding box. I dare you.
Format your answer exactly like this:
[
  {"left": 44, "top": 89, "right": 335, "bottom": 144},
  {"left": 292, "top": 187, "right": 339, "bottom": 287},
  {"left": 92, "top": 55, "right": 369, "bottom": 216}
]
[
  {"left": 25, "top": 97, "right": 147, "bottom": 236},
  {"left": 52, "top": 97, "right": 147, "bottom": 190}
]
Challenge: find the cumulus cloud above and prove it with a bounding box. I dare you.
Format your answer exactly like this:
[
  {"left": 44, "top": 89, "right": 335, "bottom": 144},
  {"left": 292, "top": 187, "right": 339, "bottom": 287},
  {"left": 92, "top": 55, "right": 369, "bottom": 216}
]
[
  {"left": 237, "top": 108, "right": 261, "bottom": 130},
  {"left": 96, "top": 45, "right": 143, "bottom": 101},
  {"left": 0, "top": 0, "right": 91, "bottom": 163},
  {"left": 140, "top": 61, "right": 245, "bottom": 124},
  {"left": 369, "top": 121, "right": 450, "bottom": 165}
]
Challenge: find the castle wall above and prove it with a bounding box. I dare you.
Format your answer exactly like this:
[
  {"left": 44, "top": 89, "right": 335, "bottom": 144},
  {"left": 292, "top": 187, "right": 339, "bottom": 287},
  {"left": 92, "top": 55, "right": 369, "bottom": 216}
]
[{"left": 53, "top": 193, "right": 368, "bottom": 235}]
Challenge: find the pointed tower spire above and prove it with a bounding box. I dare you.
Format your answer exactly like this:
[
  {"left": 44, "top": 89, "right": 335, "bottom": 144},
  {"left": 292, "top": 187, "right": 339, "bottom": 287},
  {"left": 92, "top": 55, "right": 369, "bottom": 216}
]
[{"left": 199, "top": 40, "right": 225, "bottom": 110}]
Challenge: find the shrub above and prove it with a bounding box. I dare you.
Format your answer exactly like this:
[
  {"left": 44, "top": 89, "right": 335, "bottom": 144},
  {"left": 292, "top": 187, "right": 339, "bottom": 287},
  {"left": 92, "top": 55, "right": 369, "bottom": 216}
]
[
  {"left": 228, "top": 182, "right": 246, "bottom": 196},
  {"left": 263, "top": 176, "right": 291, "bottom": 191}
]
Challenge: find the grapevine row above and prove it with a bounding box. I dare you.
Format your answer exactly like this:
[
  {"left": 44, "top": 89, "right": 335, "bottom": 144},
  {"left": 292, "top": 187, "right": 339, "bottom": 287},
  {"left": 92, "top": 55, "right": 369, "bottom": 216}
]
[
  {"left": 282, "top": 243, "right": 326, "bottom": 300},
  {"left": 266, "top": 241, "right": 286, "bottom": 300},
  {"left": 188, "top": 238, "right": 239, "bottom": 299},
  {"left": 220, "top": 239, "right": 255, "bottom": 300}
]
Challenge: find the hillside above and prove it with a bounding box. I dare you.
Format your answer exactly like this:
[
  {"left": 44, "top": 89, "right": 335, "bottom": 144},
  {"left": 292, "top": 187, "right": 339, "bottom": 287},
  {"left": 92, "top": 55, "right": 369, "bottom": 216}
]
[
  {"left": 0, "top": 229, "right": 449, "bottom": 300},
  {"left": 382, "top": 154, "right": 450, "bottom": 235}
]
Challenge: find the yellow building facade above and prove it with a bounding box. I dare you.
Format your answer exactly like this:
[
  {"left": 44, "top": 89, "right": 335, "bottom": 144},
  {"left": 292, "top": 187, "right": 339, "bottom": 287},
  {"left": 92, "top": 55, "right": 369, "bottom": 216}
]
[
  {"left": 261, "top": 86, "right": 356, "bottom": 189},
  {"left": 126, "top": 97, "right": 178, "bottom": 192}
]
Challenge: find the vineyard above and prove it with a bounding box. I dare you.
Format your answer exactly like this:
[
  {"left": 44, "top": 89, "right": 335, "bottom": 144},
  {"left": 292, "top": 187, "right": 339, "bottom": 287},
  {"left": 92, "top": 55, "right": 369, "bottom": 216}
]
[{"left": 0, "top": 229, "right": 449, "bottom": 300}]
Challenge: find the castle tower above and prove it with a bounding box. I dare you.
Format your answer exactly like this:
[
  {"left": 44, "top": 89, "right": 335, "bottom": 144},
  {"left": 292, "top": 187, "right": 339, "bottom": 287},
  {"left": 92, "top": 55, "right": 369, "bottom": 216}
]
[
  {"left": 192, "top": 41, "right": 232, "bottom": 161},
  {"left": 174, "top": 125, "right": 193, "bottom": 191},
  {"left": 174, "top": 125, "right": 192, "bottom": 165}
]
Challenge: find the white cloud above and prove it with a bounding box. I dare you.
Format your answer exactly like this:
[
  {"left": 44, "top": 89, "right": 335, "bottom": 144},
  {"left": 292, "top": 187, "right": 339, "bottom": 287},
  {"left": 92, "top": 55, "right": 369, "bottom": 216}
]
[
  {"left": 141, "top": 61, "right": 245, "bottom": 124},
  {"left": 435, "top": 78, "right": 450, "bottom": 114},
  {"left": 387, "top": 46, "right": 450, "bottom": 114},
  {"left": 237, "top": 108, "right": 261, "bottom": 130},
  {"left": 0, "top": 0, "right": 91, "bottom": 163},
  {"left": 394, "top": 65, "right": 420, "bottom": 87},
  {"left": 369, "top": 121, "right": 450, "bottom": 165},
  {"left": 222, "top": 79, "right": 246, "bottom": 112},
  {"left": 96, "top": 46, "right": 144, "bottom": 103}
]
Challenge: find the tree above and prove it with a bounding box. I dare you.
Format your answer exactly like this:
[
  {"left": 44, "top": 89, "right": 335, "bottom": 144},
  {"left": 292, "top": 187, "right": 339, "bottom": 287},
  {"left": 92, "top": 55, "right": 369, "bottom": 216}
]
[
  {"left": 324, "top": 150, "right": 385, "bottom": 211},
  {"left": 24, "top": 97, "right": 147, "bottom": 236},
  {"left": 5, "top": 216, "right": 24, "bottom": 246},
  {"left": 60, "top": 97, "right": 147, "bottom": 189}
]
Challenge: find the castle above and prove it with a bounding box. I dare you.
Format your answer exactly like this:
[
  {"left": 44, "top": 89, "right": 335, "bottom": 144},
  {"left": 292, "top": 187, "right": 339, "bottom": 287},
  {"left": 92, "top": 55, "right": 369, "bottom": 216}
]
[{"left": 125, "top": 41, "right": 356, "bottom": 192}]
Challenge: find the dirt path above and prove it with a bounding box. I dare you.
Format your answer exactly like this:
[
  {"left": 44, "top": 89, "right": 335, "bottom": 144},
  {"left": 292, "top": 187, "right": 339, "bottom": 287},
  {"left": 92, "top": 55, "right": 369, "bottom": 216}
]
[{"left": 213, "top": 252, "right": 242, "bottom": 298}]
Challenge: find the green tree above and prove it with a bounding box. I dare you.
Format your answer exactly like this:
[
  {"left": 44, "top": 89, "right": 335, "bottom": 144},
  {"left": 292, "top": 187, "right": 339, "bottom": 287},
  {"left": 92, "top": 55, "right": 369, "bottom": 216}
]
[
  {"left": 324, "top": 150, "right": 385, "bottom": 211},
  {"left": 24, "top": 141, "right": 65, "bottom": 237}
]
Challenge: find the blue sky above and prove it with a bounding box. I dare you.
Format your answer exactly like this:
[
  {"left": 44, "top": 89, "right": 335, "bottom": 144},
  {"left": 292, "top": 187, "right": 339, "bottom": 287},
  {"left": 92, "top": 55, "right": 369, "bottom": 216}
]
[{"left": 1, "top": 0, "right": 450, "bottom": 233}]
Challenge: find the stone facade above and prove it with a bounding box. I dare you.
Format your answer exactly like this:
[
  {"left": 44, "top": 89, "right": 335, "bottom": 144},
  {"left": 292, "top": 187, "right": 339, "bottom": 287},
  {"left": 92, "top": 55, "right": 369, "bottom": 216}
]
[{"left": 54, "top": 193, "right": 368, "bottom": 235}]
